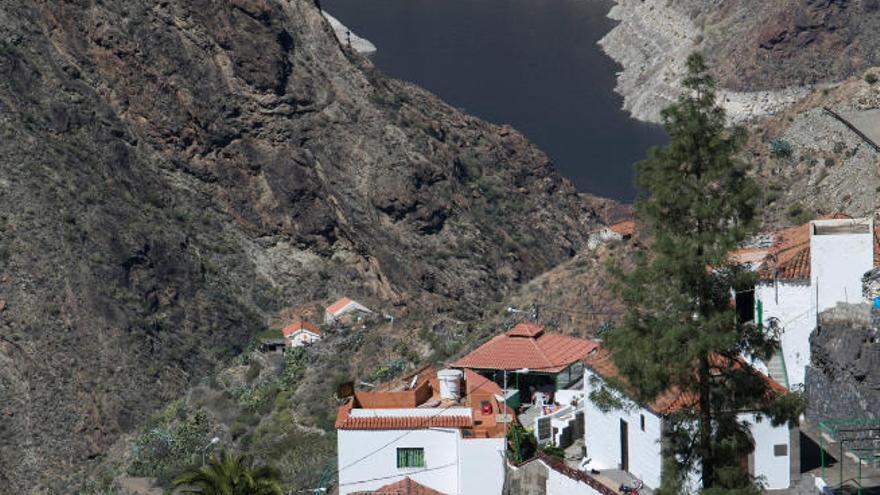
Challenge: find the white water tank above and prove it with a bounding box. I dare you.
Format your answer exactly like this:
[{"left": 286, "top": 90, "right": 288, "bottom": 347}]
[{"left": 437, "top": 369, "right": 463, "bottom": 401}]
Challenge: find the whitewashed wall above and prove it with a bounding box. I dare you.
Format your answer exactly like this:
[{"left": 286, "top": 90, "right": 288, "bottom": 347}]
[
  {"left": 289, "top": 331, "right": 320, "bottom": 347},
  {"left": 583, "top": 369, "right": 663, "bottom": 489},
  {"left": 546, "top": 467, "right": 605, "bottom": 495},
  {"left": 810, "top": 228, "right": 873, "bottom": 311},
  {"left": 458, "top": 437, "right": 505, "bottom": 495},
  {"left": 740, "top": 412, "right": 791, "bottom": 490},
  {"left": 337, "top": 428, "right": 460, "bottom": 494},
  {"left": 756, "top": 281, "right": 814, "bottom": 388}
]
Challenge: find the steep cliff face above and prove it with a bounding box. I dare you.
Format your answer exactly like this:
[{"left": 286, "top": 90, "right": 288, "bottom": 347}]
[
  {"left": 703, "top": 0, "right": 880, "bottom": 91},
  {"left": 806, "top": 304, "right": 880, "bottom": 423},
  {"left": 599, "top": 0, "right": 880, "bottom": 123},
  {"left": 0, "top": 1, "right": 603, "bottom": 491}
]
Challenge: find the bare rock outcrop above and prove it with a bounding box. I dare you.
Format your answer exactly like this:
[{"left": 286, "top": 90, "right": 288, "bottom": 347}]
[{"left": 0, "top": 0, "right": 605, "bottom": 491}]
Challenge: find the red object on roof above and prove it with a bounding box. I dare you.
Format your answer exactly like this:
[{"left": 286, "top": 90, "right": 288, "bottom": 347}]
[
  {"left": 451, "top": 323, "right": 598, "bottom": 373},
  {"left": 583, "top": 343, "right": 787, "bottom": 415},
  {"left": 608, "top": 220, "right": 636, "bottom": 237},
  {"left": 326, "top": 297, "right": 354, "bottom": 315},
  {"left": 352, "top": 477, "right": 447, "bottom": 495},
  {"left": 281, "top": 320, "right": 320, "bottom": 337}
]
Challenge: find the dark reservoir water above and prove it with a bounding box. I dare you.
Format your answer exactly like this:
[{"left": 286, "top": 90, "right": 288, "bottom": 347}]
[{"left": 323, "top": 0, "right": 667, "bottom": 202}]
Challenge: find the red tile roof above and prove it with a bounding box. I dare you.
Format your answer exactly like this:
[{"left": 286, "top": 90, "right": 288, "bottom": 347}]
[
  {"left": 335, "top": 367, "right": 509, "bottom": 437},
  {"left": 451, "top": 323, "right": 598, "bottom": 373},
  {"left": 326, "top": 297, "right": 354, "bottom": 315},
  {"left": 608, "top": 220, "right": 636, "bottom": 237},
  {"left": 352, "top": 477, "right": 447, "bottom": 495},
  {"left": 335, "top": 407, "right": 473, "bottom": 431},
  {"left": 506, "top": 322, "right": 544, "bottom": 338},
  {"left": 584, "top": 343, "right": 787, "bottom": 416},
  {"left": 755, "top": 214, "right": 880, "bottom": 281},
  {"left": 281, "top": 320, "right": 320, "bottom": 337}
]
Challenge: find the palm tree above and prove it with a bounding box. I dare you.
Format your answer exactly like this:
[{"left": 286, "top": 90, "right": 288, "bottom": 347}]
[{"left": 173, "top": 450, "right": 283, "bottom": 495}]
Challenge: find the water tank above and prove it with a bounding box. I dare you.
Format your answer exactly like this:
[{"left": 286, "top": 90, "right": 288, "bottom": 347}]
[{"left": 437, "top": 369, "right": 463, "bottom": 401}]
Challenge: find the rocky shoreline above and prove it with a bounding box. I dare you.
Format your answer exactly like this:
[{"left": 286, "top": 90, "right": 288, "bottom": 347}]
[{"left": 597, "top": 0, "right": 815, "bottom": 125}]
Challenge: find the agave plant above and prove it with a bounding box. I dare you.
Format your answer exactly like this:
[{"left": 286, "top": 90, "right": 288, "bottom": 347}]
[{"left": 173, "top": 450, "right": 283, "bottom": 495}]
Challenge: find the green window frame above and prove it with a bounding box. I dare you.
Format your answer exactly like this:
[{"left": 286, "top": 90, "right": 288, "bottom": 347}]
[{"left": 396, "top": 447, "right": 425, "bottom": 468}]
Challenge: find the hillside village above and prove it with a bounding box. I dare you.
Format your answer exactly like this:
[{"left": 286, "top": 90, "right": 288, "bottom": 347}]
[
  {"left": 215, "top": 216, "right": 879, "bottom": 495},
  {"left": 12, "top": 1, "right": 880, "bottom": 494},
  {"left": 286, "top": 215, "right": 880, "bottom": 495}
]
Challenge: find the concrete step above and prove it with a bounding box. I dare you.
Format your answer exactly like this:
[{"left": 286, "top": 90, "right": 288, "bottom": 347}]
[{"left": 766, "top": 352, "right": 788, "bottom": 388}]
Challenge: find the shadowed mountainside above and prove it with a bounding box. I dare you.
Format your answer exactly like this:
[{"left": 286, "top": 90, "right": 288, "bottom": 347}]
[{"left": 0, "top": 0, "right": 610, "bottom": 491}]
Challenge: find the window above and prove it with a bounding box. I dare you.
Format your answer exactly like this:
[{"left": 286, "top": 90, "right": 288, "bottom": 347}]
[
  {"left": 640, "top": 414, "right": 645, "bottom": 431},
  {"left": 774, "top": 444, "right": 788, "bottom": 457},
  {"left": 397, "top": 448, "right": 425, "bottom": 468}
]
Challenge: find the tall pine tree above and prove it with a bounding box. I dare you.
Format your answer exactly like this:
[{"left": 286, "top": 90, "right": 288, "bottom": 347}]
[{"left": 607, "top": 53, "right": 802, "bottom": 493}]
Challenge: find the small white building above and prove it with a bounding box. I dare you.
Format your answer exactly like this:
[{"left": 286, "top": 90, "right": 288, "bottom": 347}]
[
  {"left": 336, "top": 368, "right": 508, "bottom": 495},
  {"left": 583, "top": 345, "right": 795, "bottom": 492},
  {"left": 750, "top": 216, "right": 877, "bottom": 389},
  {"left": 281, "top": 320, "right": 321, "bottom": 347},
  {"left": 325, "top": 297, "right": 372, "bottom": 324}
]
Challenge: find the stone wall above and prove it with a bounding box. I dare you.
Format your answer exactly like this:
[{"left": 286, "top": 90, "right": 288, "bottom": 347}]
[{"left": 806, "top": 304, "right": 880, "bottom": 423}]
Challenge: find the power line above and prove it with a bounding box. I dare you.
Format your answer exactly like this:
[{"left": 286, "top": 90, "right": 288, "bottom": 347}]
[
  {"left": 338, "top": 462, "right": 457, "bottom": 487},
  {"left": 333, "top": 361, "right": 571, "bottom": 480},
  {"left": 323, "top": 370, "right": 508, "bottom": 490}
]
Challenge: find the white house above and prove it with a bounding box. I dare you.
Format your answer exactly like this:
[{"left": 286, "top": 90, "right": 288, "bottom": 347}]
[
  {"left": 750, "top": 216, "right": 877, "bottom": 389},
  {"left": 325, "top": 297, "right": 372, "bottom": 324},
  {"left": 281, "top": 320, "right": 321, "bottom": 347},
  {"left": 583, "top": 345, "right": 795, "bottom": 492},
  {"left": 336, "top": 367, "right": 508, "bottom": 495}
]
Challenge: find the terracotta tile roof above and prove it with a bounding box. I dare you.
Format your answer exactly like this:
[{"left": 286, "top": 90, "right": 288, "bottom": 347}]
[
  {"left": 336, "top": 412, "right": 473, "bottom": 430},
  {"left": 464, "top": 368, "right": 503, "bottom": 397},
  {"left": 505, "top": 322, "right": 544, "bottom": 337},
  {"left": 584, "top": 343, "right": 787, "bottom": 416},
  {"left": 352, "top": 477, "right": 447, "bottom": 495},
  {"left": 281, "top": 320, "right": 320, "bottom": 337},
  {"left": 451, "top": 323, "right": 597, "bottom": 373},
  {"left": 326, "top": 297, "right": 354, "bottom": 315},
  {"left": 608, "top": 220, "right": 636, "bottom": 237},
  {"left": 755, "top": 214, "right": 875, "bottom": 281},
  {"left": 334, "top": 368, "right": 509, "bottom": 436},
  {"left": 728, "top": 246, "right": 769, "bottom": 266}
]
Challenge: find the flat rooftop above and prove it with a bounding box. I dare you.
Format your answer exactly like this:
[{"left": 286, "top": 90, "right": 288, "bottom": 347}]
[
  {"left": 812, "top": 218, "right": 872, "bottom": 236},
  {"left": 335, "top": 367, "right": 511, "bottom": 438}
]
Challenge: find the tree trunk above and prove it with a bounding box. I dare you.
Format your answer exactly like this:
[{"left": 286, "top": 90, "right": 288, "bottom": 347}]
[{"left": 698, "top": 354, "right": 714, "bottom": 488}]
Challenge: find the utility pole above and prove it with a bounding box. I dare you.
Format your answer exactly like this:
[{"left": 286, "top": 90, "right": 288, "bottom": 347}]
[
  {"left": 502, "top": 368, "right": 508, "bottom": 459},
  {"left": 502, "top": 368, "right": 509, "bottom": 495}
]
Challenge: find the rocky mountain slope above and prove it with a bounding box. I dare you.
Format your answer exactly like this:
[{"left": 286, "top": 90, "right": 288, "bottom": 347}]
[
  {"left": 600, "top": 0, "right": 880, "bottom": 123},
  {"left": 0, "top": 1, "right": 608, "bottom": 491},
  {"left": 806, "top": 304, "right": 880, "bottom": 423}
]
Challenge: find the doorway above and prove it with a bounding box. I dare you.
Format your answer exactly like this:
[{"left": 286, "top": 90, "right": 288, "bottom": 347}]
[{"left": 620, "top": 418, "right": 629, "bottom": 471}]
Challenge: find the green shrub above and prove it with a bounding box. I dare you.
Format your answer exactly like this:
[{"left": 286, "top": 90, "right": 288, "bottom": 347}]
[
  {"left": 245, "top": 361, "right": 262, "bottom": 383},
  {"left": 769, "top": 138, "right": 793, "bottom": 159},
  {"left": 786, "top": 204, "right": 815, "bottom": 225},
  {"left": 866, "top": 73, "right": 878, "bottom": 85},
  {"left": 128, "top": 410, "right": 211, "bottom": 482},
  {"left": 540, "top": 444, "right": 566, "bottom": 460}
]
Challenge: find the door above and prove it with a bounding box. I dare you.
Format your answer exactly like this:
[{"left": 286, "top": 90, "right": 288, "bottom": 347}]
[{"left": 620, "top": 419, "right": 629, "bottom": 471}]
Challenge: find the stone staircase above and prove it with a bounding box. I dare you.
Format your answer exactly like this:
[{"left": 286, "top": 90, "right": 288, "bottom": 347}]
[{"left": 767, "top": 352, "right": 789, "bottom": 388}]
